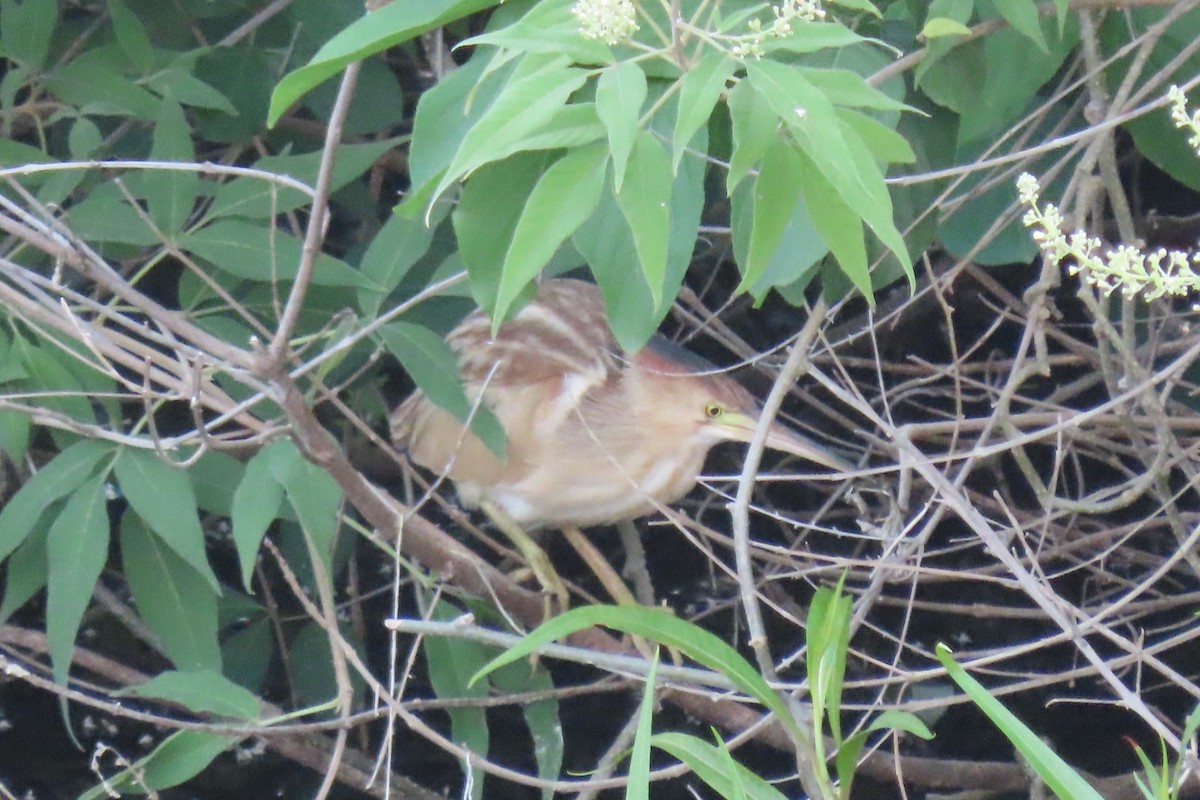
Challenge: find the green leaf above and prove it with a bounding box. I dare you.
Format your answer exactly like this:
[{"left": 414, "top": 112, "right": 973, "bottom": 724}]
[
  {"left": 806, "top": 583, "right": 852, "bottom": 744},
  {"left": 46, "top": 474, "right": 111, "bottom": 687},
  {"left": 231, "top": 443, "right": 286, "bottom": 589},
  {"left": 269, "top": 0, "right": 497, "bottom": 125},
  {"left": 726, "top": 79, "right": 777, "bottom": 194},
  {"left": 432, "top": 53, "right": 590, "bottom": 204},
  {"left": 0, "top": 0, "right": 58, "bottom": 69},
  {"left": 990, "top": 0, "right": 1047, "bottom": 52},
  {"left": 494, "top": 145, "right": 608, "bottom": 324},
  {"left": 460, "top": 0, "right": 613, "bottom": 67},
  {"left": 615, "top": 132, "right": 673, "bottom": 304},
  {"left": 829, "top": 0, "right": 881, "bottom": 15},
  {"left": 127, "top": 670, "right": 260, "bottom": 721},
  {"left": 43, "top": 53, "right": 160, "bottom": 118},
  {"left": 121, "top": 512, "right": 222, "bottom": 672},
  {"left": 673, "top": 52, "right": 735, "bottom": 172},
  {"left": 145, "top": 98, "right": 198, "bottom": 236},
  {"left": 267, "top": 442, "right": 343, "bottom": 565},
  {"left": 189, "top": 450, "right": 244, "bottom": 518},
  {"left": 380, "top": 320, "right": 507, "bottom": 459},
  {"left": 836, "top": 109, "right": 916, "bottom": 165},
  {"left": 937, "top": 644, "right": 1106, "bottom": 800},
  {"left": 0, "top": 512, "right": 52, "bottom": 623},
  {"left": 627, "top": 648, "right": 660, "bottom": 800},
  {"left": 922, "top": 17, "right": 972, "bottom": 38},
  {"left": 470, "top": 605, "right": 805, "bottom": 742},
  {"left": 595, "top": 61, "right": 647, "bottom": 191},
  {"left": 796, "top": 146, "right": 869, "bottom": 296},
  {"left": 107, "top": 0, "right": 157, "bottom": 73},
  {"left": 650, "top": 732, "right": 790, "bottom": 800},
  {"left": 797, "top": 67, "right": 912, "bottom": 112},
  {"left": 357, "top": 210, "right": 441, "bottom": 316},
  {"left": 114, "top": 447, "right": 220, "bottom": 593},
  {"left": 81, "top": 731, "right": 237, "bottom": 798},
  {"left": 0, "top": 439, "right": 112, "bottom": 563},
  {"left": 491, "top": 661, "right": 563, "bottom": 800},
  {"left": 182, "top": 219, "right": 372, "bottom": 289},
  {"left": 763, "top": 20, "right": 866, "bottom": 55},
  {"left": 737, "top": 137, "right": 804, "bottom": 293},
  {"left": 425, "top": 601, "right": 491, "bottom": 800}
]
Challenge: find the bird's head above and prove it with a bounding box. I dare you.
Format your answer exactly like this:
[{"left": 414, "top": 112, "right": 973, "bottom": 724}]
[{"left": 628, "top": 337, "right": 852, "bottom": 473}]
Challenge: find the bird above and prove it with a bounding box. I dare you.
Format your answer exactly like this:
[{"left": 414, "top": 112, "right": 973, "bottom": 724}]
[{"left": 390, "top": 278, "right": 849, "bottom": 607}]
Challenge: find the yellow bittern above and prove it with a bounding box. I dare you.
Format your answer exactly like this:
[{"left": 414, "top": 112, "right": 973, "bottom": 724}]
[{"left": 390, "top": 278, "right": 848, "bottom": 607}]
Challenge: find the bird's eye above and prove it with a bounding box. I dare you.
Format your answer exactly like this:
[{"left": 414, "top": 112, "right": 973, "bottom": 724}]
[{"left": 705, "top": 402, "right": 724, "bottom": 419}]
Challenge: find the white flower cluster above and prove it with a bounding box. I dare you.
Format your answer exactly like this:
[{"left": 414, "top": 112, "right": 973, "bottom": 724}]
[
  {"left": 572, "top": 0, "right": 639, "bottom": 45},
  {"left": 1018, "top": 173, "right": 1200, "bottom": 301},
  {"left": 732, "top": 0, "right": 826, "bottom": 58},
  {"left": 1168, "top": 84, "right": 1200, "bottom": 156}
]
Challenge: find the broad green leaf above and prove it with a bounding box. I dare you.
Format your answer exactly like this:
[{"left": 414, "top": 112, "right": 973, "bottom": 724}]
[
  {"left": 460, "top": 0, "right": 613, "bottom": 66},
  {"left": 470, "top": 605, "right": 805, "bottom": 741},
  {"left": 491, "top": 661, "right": 563, "bottom": 800},
  {"left": 426, "top": 601, "right": 491, "bottom": 800},
  {"left": 453, "top": 151, "right": 551, "bottom": 313},
  {"left": 829, "top": 0, "right": 881, "bottom": 15},
  {"left": 0, "top": 136, "right": 54, "bottom": 167},
  {"left": 0, "top": 439, "right": 111, "bottom": 563},
  {"left": 379, "top": 320, "right": 507, "bottom": 459},
  {"left": 46, "top": 474, "right": 111, "bottom": 687},
  {"left": 615, "top": 132, "right": 673, "bottom": 304},
  {"left": 432, "top": 53, "right": 590, "bottom": 204},
  {"left": 672, "top": 52, "right": 735, "bottom": 172},
  {"left": 406, "top": 55, "right": 493, "bottom": 195},
  {"left": 837, "top": 109, "right": 916, "bottom": 165},
  {"left": 128, "top": 670, "right": 260, "bottom": 721},
  {"left": 267, "top": 442, "right": 343, "bottom": 565},
  {"left": 114, "top": 447, "right": 220, "bottom": 592},
  {"left": 81, "top": 731, "right": 237, "bottom": 798},
  {"left": 763, "top": 20, "right": 866, "bottom": 55},
  {"left": 0, "top": 513, "right": 51, "bottom": 623},
  {"left": 991, "top": 0, "right": 1047, "bottom": 52},
  {"left": 921, "top": 17, "right": 971, "bottom": 38},
  {"left": 650, "top": 732, "right": 790, "bottom": 800},
  {"left": 595, "top": 61, "right": 646, "bottom": 191},
  {"left": 737, "top": 138, "right": 804, "bottom": 292},
  {"left": 513, "top": 102, "right": 606, "bottom": 152},
  {"left": 269, "top": 0, "right": 497, "bottom": 125},
  {"left": 231, "top": 443, "right": 286, "bottom": 588},
  {"left": 797, "top": 67, "right": 912, "bottom": 112},
  {"left": 627, "top": 648, "right": 660, "bottom": 800},
  {"left": 357, "top": 209, "right": 442, "bottom": 316},
  {"left": 205, "top": 138, "right": 401, "bottom": 220},
  {"left": 60, "top": 187, "right": 161, "bottom": 246},
  {"left": 796, "top": 146, "right": 870, "bottom": 296},
  {"left": 494, "top": 145, "right": 608, "bottom": 324},
  {"left": 16, "top": 337, "right": 96, "bottom": 424},
  {"left": 726, "top": 79, "right": 777, "bottom": 194},
  {"left": 121, "top": 512, "right": 222, "bottom": 672},
  {"left": 43, "top": 54, "right": 160, "bottom": 118},
  {"left": 182, "top": 219, "right": 372, "bottom": 289},
  {"left": 732, "top": 178, "right": 827, "bottom": 302},
  {"left": 0, "top": 0, "right": 58, "bottom": 69},
  {"left": 189, "top": 450, "right": 244, "bottom": 518},
  {"left": 107, "top": 0, "right": 156, "bottom": 73},
  {"left": 937, "top": 644, "right": 1105, "bottom": 800},
  {"left": 148, "top": 58, "right": 239, "bottom": 115},
  {"left": 145, "top": 98, "right": 198, "bottom": 236}
]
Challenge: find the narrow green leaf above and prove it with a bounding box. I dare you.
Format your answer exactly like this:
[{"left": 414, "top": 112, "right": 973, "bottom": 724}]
[
  {"left": 837, "top": 109, "right": 916, "bottom": 165},
  {"left": 494, "top": 145, "right": 608, "bottom": 324},
  {"left": 269, "top": 0, "right": 497, "bottom": 125},
  {"left": 726, "top": 79, "right": 777, "bottom": 194},
  {"left": 0, "top": 440, "right": 111, "bottom": 563},
  {"left": 795, "top": 146, "right": 869, "bottom": 296},
  {"left": 46, "top": 474, "right": 111, "bottom": 687},
  {"left": 114, "top": 447, "right": 220, "bottom": 593},
  {"left": 182, "top": 219, "right": 372, "bottom": 289},
  {"left": 145, "top": 98, "right": 198, "bottom": 236},
  {"left": 470, "top": 605, "right": 805, "bottom": 741},
  {"left": 615, "top": 132, "right": 673, "bottom": 304},
  {"left": 356, "top": 210, "right": 440, "bottom": 316},
  {"left": 267, "top": 443, "right": 343, "bottom": 565},
  {"left": 797, "top": 67, "right": 912, "bottom": 112},
  {"left": 121, "top": 512, "right": 222, "bottom": 672},
  {"left": 426, "top": 602, "right": 491, "bottom": 800},
  {"left": 43, "top": 55, "right": 160, "bottom": 118},
  {"left": 80, "top": 731, "right": 237, "bottom": 798},
  {"left": 491, "top": 661, "right": 563, "bottom": 800},
  {"left": 937, "top": 644, "right": 1106, "bottom": 800},
  {"left": 921, "top": 17, "right": 972, "bottom": 38},
  {"left": 127, "top": 670, "right": 260, "bottom": 721},
  {"left": 432, "top": 53, "right": 589, "bottom": 203},
  {"left": 107, "top": 0, "right": 156, "bottom": 73},
  {"left": 738, "top": 138, "right": 804, "bottom": 292},
  {"left": 231, "top": 444, "right": 285, "bottom": 589},
  {"left": 829, "top": 0, "right": 881, "bottom": 15},
  {"left": 595, "top": 61, "right": 647, "bottom": 191},
  {"left": 0, "top": 513, "right": 52, "bottom": 623},
  {"left": 673, "top": 52, "right": 735, "bottom": 172},
  {"left": 992, "top": 0, "right": 1048, "bottom": 52},
  {"left": 380, "top": 320, "right": 507, "bottom": 459},
  {"left": 763, "top": 20, "right": 866, "bottom": 54},
  {"left": 650, "top": 732, "right": 790, "bottom": 800},
  {"left": 627, "top": 648, "right": 660, "bottom": 800}
]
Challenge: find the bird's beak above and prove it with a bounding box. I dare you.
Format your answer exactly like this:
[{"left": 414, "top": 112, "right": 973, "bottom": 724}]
[{"left": 720, "top": 412, "right": 854, "bottom": 473}]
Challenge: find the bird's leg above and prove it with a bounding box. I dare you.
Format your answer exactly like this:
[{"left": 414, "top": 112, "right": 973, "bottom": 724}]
[
  {"left": 479, "top": 499, "right": 570, "bottom": 615},
  {"left": 616, "top": 520, "right": 656, "bottom": 606},
  {"left": 560, "top": 526, "right": 639, "bottom": 607}
]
